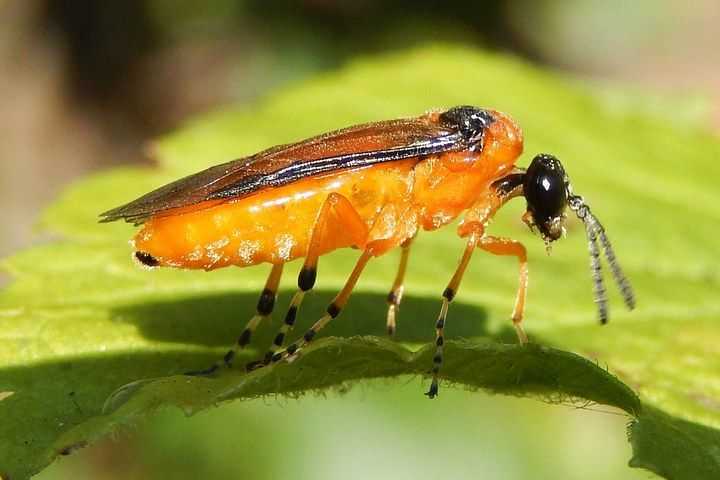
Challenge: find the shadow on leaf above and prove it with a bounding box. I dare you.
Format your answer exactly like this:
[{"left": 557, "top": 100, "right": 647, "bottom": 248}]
[{"left": 111, "top": 291, "right": 491, "bottom": 349}]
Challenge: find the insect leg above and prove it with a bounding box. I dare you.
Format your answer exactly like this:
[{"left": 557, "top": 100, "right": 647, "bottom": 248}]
[
  {"left": 271, "top": 249, "right": 372, "bottom": 363},
  {"left": 478, "top": 236, "right": 529, "bottom": 344},
  {"left": 186, "top": 262, "right": 284, "bottom": 376},
  {"left": 261, "top": 266, "right": 316, "bottom": 364},
  {"left": 386, "top": 237, "right": 414, "bottom": 336},
  {"left": 426, "top": 232, "right": 480, "bottom": 399},
  {"left": 260, "top": 192, "right": 369, "bottom": 365}
]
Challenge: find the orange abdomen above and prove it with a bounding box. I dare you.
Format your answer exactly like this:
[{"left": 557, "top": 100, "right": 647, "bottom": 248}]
[{"left": 134, "top": 160, "right": 418, "bottom": 270}]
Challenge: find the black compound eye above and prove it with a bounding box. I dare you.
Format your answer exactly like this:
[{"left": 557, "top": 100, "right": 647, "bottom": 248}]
[{"left": 524, "top": 154, "right": 567, "bottom": 238}]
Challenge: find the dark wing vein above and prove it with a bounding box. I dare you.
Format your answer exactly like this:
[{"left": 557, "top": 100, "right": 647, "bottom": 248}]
[
  {"left": 100, "top": 116, "right": 461, "bottom": 224},
  {"left": 208, "top": 134, "right": 462, "bottom": 200}
]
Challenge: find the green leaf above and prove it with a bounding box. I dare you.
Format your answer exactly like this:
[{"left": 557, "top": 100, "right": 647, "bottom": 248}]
[
  {"left": 630, "top": 406, "right": 720, "bottom": 479},
  {"left": 1, "top": 45, "right": 719, "bottom": 479}
]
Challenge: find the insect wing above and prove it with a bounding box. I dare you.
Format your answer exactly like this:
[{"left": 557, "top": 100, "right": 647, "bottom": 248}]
[{"left": 100, "top": 116, "right": 461, "bottom": 224}]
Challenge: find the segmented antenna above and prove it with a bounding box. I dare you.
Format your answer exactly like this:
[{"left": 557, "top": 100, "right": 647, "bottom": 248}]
[
  {"left": 585, "top": 215, "right": 608, "bottom": 323},
  {"left": 568, "top": 194, "right": 635, "bottom": 323},
  {"left": 595, "top": 226, "right": 636, "bottom": 310}
]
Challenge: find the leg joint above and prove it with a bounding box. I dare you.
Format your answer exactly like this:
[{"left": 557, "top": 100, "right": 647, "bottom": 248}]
[
  {"left": 327, "top": 303, "right": 341, "bottom": 318},
  {"left": 303, "top": 329, "right": 317, "bottom": 343},
  {"left": 442, "top": 287, "right": 456, "bottom": 302},
  {"left": 223, "top": 350, "right": 235, "bottom": 365},
  {"left": 256, "top": 288, "right": 275, "bottom": 315},
  {"left": 298, "top": 267, "right": 317, "bottom": 292},
  {"left": 285, "top": 306, "right": 298, "bottom": 326},
  {"left": 238, "top": 328, "right": 252, "bottom": 347},
  {"left": 387, "top": 291, "right": 398, "bottom": 305}
]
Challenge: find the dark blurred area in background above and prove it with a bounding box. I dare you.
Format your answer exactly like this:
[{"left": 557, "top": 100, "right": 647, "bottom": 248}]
[
  {"left": 1, "top": 0, "right": 718, "bottom": 255},
  {"left": 34, "top": 0, "right": 531, "bottom": 139}
]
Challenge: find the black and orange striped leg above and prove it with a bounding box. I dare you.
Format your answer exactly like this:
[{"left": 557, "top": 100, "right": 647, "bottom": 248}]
[
  {"left": 479, "top": 235, "right": 529, "bottom": 344},
  {"left": 270, "top": 250, "right": 372, "bottom": 363},
  {"left": 386, "top": 237, "right": 413, "bottom": 336},
  {"left": 260, "top": 261, "right": 317, "bottom": 365},
  {"left": 257, "top": 193, "right": 369, "bottom": 367},
  {"left": 426, "top": 233, "right": 480, "bottom": 398},
  {"left": 186, "top": 262, "right": 283, "bottom": 376}
]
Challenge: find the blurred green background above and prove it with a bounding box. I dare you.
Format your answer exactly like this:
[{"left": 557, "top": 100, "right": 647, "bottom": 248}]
[{"left": 1, "top": 1, "right": 717, "bottom": 479}]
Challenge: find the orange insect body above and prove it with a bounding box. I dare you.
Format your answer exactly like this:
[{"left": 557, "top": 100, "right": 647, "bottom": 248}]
[
  {"left": 103, "top": 105, "right": 633, "bottom": 398},
  {"left": 134, "top": 110, "right": 522, "bottom": 270}
]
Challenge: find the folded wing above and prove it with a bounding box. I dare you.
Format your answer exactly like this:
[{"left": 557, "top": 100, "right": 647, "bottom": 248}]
[{"left": 100, "top": 115, "right": 462, "bottom": 224}]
